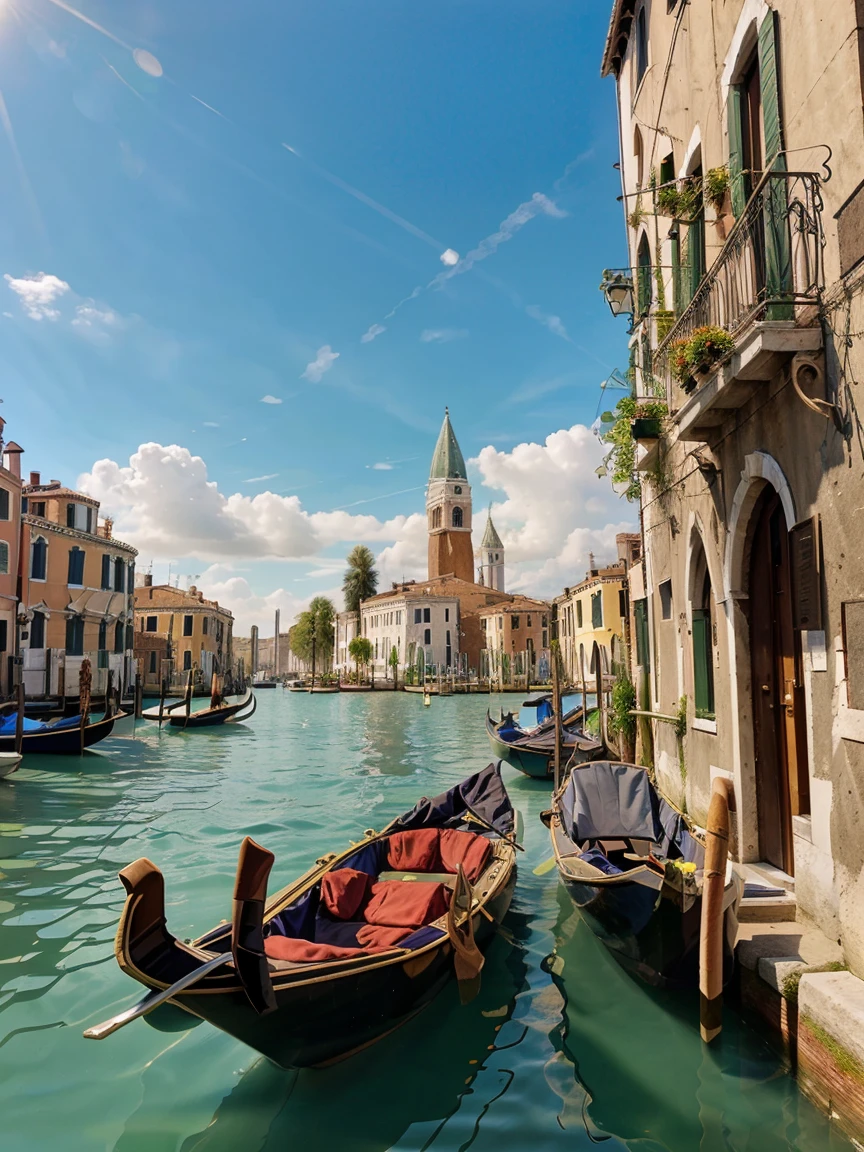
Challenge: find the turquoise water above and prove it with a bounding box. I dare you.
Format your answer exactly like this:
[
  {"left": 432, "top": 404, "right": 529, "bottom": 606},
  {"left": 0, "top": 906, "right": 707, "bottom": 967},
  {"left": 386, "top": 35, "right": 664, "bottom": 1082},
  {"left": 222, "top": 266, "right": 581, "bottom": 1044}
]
[{"left": 0, "top": 691, "right": 851, "bottom": 1152}]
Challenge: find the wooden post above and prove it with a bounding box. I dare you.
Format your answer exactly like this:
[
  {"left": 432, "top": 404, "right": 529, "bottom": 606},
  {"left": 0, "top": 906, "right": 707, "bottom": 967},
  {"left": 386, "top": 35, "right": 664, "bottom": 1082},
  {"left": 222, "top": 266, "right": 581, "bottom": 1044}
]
[
  {"left": 158, "top": 665, "right": 167, "bottom": 728},
  {"left": 310, "top": 633, "right": 316, "bottom": 691},
  {"left": 210, "top": 669, "right": 220, "bottom": 708},
  {"left": 14, "top": 678, "right": 25, "bottom": 755},
  {"left": 105, "top": 670, "right": 114, "bottom": 720},
  {"left": 184, "top": 670, "right": 193, "bottom": 724},
  {"left": 134, "top": 668, "right": 143, "bottom": 719},
  {"left": 551, "top": 642, "right": 563, "bottom": 792},
  {"left": 699, "top": 776, "right": 734, "bottom": 1043},
  {"left": 79, "top": 658, "right": 92, "bottom": 755}
]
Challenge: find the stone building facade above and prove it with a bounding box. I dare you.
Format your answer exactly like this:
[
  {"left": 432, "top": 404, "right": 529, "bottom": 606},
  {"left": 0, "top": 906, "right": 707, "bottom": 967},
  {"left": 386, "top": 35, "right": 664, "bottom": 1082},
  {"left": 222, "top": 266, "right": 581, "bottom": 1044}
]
[
  {"left": 133, "top": 578, "right": 233, "bottom": 684},
  {"left": 0, "top": 424, "right": 23, "bottom": 698},
  {"left": 601, "top": 0, "right": 864, "bottom": 979},
  {"left": 477, "top": 595, "right": 550, "bottom": 680}
]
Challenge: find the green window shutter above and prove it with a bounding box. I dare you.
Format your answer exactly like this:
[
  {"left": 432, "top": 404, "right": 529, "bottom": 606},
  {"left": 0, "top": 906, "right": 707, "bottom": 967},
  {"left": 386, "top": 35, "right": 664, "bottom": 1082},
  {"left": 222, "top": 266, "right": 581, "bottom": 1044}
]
[
  {"left": 727, "top": 85, "right": 746, "bottom": 217},
  {"left": 758, "top": 10, "right": 792, "bottom": 318},
  {"left": 692, "top": 610, "right": 715, "bottom": 718},
  {"left": 758, "top": 10, "right": 785, "bottom": 171},
  {"left": 634, "top": 598, "right": 650, "bottom": 674}
]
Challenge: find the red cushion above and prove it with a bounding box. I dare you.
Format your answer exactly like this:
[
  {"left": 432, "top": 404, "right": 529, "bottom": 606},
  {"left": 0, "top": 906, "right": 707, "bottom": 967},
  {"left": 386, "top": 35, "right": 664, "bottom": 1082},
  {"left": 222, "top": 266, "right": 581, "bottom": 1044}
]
[
  {"left": 356, "top": 924, "right": 411, "bottom": 948},
  {"left": 439, "top": 829, "right": 492, "bottom": 883},
  {"left": 320, "top": 868, "right": 371, "bottom": 920},
  {"left": 386, "top": 829, "right": 442, "bottom": 873},
  {"left": 264, "top": 936, "right": 393, "bottom": 963},
  {"left": 364, "top": 880, "right": 450, "bottom": 928}
]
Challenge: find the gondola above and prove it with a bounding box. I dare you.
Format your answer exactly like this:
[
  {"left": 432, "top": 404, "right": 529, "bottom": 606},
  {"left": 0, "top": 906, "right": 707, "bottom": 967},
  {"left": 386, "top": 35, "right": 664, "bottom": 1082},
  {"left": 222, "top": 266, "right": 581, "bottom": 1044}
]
[
  {"left": 0, "top": 752, "right": 22, "bottom": 778},
  {"left": 0, "top": 709, "right": 123, "bottom": 754},
  {"left": 485, "top": 706, "right": 603, "bottom": 778},
  {"left": 141, "top": 687, "right": 256, "bottom": 727},
  {"left": 543, "top": 760, "right": 741, "bottom": 988},
  {"left": 84, "top": 761, "right": 518, "bottom": 1069}
]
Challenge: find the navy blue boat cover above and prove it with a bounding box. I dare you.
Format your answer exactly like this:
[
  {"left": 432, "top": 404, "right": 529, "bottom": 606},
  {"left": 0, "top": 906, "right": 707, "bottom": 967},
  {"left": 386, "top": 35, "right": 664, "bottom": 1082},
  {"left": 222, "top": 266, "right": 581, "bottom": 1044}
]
[
  {"left": 560, "top": 762, "right": 659, "bottom": 843},
  {"left": 392, "top": 761, "right": 514, "bottom": 838}
]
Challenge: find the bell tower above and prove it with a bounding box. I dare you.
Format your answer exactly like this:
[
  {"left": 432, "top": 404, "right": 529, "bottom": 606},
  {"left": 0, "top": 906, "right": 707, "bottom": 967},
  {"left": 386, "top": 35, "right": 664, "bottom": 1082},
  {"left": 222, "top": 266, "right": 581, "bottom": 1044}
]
[
  {"left": 427, "top": 408, "right": 474, "bottom": 583},
  {"left": 477, "top": 509, "right": 505, "bottom": 591}
]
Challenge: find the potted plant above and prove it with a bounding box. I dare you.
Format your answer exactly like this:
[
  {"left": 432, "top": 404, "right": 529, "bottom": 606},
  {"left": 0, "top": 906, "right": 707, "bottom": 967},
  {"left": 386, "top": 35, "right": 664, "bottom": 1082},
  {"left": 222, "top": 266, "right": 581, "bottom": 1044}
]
[
  {"left": 685, "top": 325, "right": 735, "bottom": 378},
  {"left": 704, "top": 165, "right": 732, "bottom": 238},
  {"left": 669, "top": 338, "right": 692, "bottom": 388}
]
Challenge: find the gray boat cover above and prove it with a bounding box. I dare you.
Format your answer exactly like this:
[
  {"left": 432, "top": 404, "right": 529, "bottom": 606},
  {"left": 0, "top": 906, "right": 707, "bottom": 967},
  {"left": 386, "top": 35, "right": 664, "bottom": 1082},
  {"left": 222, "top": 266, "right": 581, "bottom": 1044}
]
[{"left": 560, "top": 762, "right": 659, "bottom": 843}]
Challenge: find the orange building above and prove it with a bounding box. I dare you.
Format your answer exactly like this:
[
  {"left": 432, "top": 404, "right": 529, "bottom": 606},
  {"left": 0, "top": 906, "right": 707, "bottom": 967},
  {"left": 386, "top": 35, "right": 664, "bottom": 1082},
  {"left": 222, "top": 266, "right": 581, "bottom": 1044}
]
[
  {"left": 0, "top": 422, "right": 24, "bottom": 698},
  {"left": 133, "top": 578, "right": 234, "bottom": 686},
  {"left": 19, "top": 472, "right": 137, "bottom": 699},
  {"left": 477, "top": 595, "right": 551, "bottom": 680}
]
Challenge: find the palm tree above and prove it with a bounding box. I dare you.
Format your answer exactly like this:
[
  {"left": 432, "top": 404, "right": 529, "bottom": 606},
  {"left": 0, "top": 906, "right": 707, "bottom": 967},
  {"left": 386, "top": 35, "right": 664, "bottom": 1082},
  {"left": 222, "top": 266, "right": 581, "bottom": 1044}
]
[{"left": 343, "top": 545, "right": 379, "bottom": 613}]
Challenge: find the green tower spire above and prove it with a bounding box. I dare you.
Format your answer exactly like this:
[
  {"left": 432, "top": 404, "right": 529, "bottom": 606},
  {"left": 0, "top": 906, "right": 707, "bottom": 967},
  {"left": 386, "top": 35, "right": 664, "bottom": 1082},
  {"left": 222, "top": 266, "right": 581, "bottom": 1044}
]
[{"left": 429, "top": 407, "right": 467, "bottom": 480}]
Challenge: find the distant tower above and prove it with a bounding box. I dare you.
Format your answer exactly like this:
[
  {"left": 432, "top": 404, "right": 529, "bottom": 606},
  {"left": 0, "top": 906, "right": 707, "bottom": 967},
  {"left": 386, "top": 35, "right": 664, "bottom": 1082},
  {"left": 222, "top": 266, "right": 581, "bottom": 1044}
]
[
  {"left": 427, "top": 408, "right": 473, "bottom": 583},
  {"left": 477, "top": 509, "right": 505, "bottom": 592},
  {"left": 274, "top": 609, "right": 280, "bottom": 675},
  {"left": 250, "top": 625, "right": 259, "bottom": 676}
]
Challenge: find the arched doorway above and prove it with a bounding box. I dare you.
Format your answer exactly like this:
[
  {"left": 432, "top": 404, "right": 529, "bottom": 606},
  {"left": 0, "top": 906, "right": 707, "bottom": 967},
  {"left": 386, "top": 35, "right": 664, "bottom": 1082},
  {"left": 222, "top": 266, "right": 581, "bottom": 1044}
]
[{"left": 748, "top": 488, "right": 810, "bottom": 873}]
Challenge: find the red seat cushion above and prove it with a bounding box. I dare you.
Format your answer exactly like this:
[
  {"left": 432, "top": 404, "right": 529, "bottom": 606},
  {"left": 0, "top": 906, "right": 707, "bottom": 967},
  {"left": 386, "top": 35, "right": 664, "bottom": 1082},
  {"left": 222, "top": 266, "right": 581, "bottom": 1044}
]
[
  {"left": 320, "top": 868, "right": 371, "bottom": 920},
  {"left": 364, "top": 880, "right": 450, "bottom": 928},
  {"left": 386, "top": 829, "right": 442, "bottom": 873},
  {"left": 264, "top": 936, "right": 395, "bottom": 963},
  {"left": 439, "top": 829, "right": 492, "bottom": 883}
]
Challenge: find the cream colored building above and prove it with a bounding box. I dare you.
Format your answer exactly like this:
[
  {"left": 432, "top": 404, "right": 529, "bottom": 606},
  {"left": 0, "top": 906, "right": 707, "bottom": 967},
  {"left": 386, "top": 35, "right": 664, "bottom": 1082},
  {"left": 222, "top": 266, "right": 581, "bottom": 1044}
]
[
  {"left": 601, "top": 0, "right": 864, "bottom": 982},
  {"left": 360, "top": 587, "right": 461, "bottom": 679},
  {"left": 134, "top": 578, "right": 233, "bottom": 683},
  {"left": 478, "top": 595, "right": 550, "bottom": 681},
  {"left": 0, "top": 422, "right": 23, "bottom": 698}
]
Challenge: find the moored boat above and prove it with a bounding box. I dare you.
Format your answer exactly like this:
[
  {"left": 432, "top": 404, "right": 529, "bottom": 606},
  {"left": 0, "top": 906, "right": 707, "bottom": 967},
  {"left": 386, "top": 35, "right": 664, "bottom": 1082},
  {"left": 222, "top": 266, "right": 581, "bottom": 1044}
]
[
  {"left": 485, "top": 707, "right": 603, "bottom": 779},
  {"left": 0, "top": 709, "right": 123, "bottom": 755},
  {"left": 0, "top": 752, "right": 22, "bottom": 778},
  {"left": 543, "top": 760, "right": 741, "bottom": 989},
  {"left": 141, "top": 687, "right": 256, "bottom": 728},
  {"left": 83, "top": 762, "right": 518, "bottom": 1069}
]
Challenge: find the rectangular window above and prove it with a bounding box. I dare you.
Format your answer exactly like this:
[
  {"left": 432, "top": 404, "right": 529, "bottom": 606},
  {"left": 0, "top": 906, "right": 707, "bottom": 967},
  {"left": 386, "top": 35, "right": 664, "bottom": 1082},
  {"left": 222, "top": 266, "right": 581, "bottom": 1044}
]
[
  {"left": 98, "top": 621, "right": 107, "bottom": 651},
  {"left": 183, "top": 615, "right": 194, "bottom": 636},
  {"left": 424, "top": 628, "right": 431, "bottom": 645},
  {"left": 619, "top": 589, "right": 629, "bottom": 619},
  {"left": 0, "top": 540, "right": 8, "bottom": 575},
  {"left": 183, "top": 650, "right": 192, "bottom": 670},
  {"left": 527, "top": 615, "right": 532, "bottom": 627},
  {"left": 659, "top": 580, "right": 673, "bottom": 620},
  {"left": 86, "top": 507, "right": 94, "bottom": 535},
  {"left": 414, "top": 608, "right": 421, "bottom": 624},
  {"left": 498, "top": 616, "right": 503, "bottom": 629},
  {"left": 591, "top": 591, "right": 603, "bottom": 628},
  {"left": 634, "top": 598, "right": 650, "bottom": 673},
  {"left": 542, "top": 630, "right": 548, "bottom": 648},
  {"left": 114, "top": 621, "right": 125, "bottom": 653},
  {"left": 101, "top": 554, "right": 112, "bottom": 590},
  {"left": 114, "top": 559, "right": 124, "bottom": 592},
  {"left": 66, "top": 502, "right": 76, "bottom": 528},
  {"left": 445, "top": 608, "right": 449, "bottom": 622},
  {"left": 576, "top": 601, "right": 583, "bottom": 628},
  {"left": 65, "top": 616, "right": 84, "bottom": 656},
  {"left": 67, "top": 548, "right": 85, "bottom": 586},
  {"left": 146, "top": 616, "right": 158, "bottom": 632},
  {"left": 0, "top": 488, "right": 8, "bottom": 520},
  {"left": 202, "top": 617, "right": 208, "bottom": 636},
  {"left": 0, "top": 620, "right": 6, "bottom": 652},
  {"left": 512, "top": 616, "right": 520, "bottom": 629},
  {"left": 32, "top": 501, "right": 46, "bottom": 518},
  {"left": 149, "top": 651, "right": 157, "bottom": 674},
  {"left": 423, "top": 607, "right": 431, "bottom": 623}
]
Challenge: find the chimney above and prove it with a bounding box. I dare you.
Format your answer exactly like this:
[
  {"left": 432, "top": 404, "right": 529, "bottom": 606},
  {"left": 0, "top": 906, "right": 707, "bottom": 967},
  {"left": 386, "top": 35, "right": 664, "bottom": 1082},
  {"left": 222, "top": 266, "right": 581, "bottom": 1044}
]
[
  {"left": 29, "top": 471, "right": 40, "bottom": 487},
  {"left": 143, "top": 573, "right": 153, "bottom": 587},
  {"left": 4, "top": 442, "right": 22, "bottom": 479}
]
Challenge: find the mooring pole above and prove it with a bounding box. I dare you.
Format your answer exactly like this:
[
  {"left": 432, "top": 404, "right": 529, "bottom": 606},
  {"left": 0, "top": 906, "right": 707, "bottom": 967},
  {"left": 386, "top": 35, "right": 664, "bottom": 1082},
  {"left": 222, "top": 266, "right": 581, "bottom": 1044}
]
[
  {"left": 699, "top": 776, "right": 734, "bottom": 1042},
  {"left": 551, "top": 642, "right": 563, "bottom": 793}
]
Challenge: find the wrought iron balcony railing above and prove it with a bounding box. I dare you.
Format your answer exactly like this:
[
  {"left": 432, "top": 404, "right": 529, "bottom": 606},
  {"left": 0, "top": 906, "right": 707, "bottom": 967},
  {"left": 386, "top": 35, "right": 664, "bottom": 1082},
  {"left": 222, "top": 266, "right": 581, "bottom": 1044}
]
[{"left": 653, "top": 170, "right": 824, "bottom": 399}]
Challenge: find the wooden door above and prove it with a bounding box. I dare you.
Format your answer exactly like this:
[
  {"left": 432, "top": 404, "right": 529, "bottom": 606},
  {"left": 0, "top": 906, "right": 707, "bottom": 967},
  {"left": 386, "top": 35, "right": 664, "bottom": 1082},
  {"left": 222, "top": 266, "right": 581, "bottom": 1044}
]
[{"left": 749, "top": 490, "right": 808, "bottom": 874}]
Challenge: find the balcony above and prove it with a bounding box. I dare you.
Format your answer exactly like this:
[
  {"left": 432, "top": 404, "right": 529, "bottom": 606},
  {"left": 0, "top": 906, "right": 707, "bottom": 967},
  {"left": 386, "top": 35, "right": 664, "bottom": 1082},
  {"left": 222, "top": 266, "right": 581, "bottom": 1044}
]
[{"left": 653, "top": 170, "right": 824, "bottom": 442}]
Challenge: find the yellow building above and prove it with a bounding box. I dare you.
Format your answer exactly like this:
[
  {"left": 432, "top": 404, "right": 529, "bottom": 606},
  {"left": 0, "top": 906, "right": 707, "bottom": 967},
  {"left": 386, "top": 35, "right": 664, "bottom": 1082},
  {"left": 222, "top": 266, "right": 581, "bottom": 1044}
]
[
  {"left": 20, "top": 472, "right": 137, "bottom": 699},
  {"left": 555, "top": 558, "right": 629, "bottom": 686},
  {"left": 133, "top": 578, "right": 234, "bottom": 686}
]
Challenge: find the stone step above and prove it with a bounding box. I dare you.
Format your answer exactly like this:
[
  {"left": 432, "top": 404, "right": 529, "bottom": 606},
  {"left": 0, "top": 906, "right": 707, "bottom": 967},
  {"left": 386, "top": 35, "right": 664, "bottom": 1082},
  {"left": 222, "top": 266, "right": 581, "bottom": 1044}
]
[{"left": 738, "top": 893, "right": 798, "bottom": 923}]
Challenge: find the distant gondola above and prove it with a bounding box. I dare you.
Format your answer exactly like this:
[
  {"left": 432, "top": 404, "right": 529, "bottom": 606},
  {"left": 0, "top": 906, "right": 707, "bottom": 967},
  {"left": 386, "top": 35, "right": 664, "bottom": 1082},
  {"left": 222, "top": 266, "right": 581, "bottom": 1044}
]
[
  {"left": 141, "top": 687, "right": 256, "bottom": 727},
  {"left": 84, "top": 762, "right": 517, "bottom": 1069},
  {"left": 543, "top": 760, "right": 741, "bottom": 988},
  {"left": 0, "top": 709, "right": 123, "bottom": 755},
  {"left": 485, "top": 705, "right": 603, "bottom": 778}
]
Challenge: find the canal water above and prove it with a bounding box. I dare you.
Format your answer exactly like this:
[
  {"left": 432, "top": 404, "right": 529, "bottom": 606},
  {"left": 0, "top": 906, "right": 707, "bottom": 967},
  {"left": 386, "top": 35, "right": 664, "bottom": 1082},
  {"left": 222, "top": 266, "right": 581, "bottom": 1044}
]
[{"left": 0, "top": 691, "right": 852, "bottom": 1151}]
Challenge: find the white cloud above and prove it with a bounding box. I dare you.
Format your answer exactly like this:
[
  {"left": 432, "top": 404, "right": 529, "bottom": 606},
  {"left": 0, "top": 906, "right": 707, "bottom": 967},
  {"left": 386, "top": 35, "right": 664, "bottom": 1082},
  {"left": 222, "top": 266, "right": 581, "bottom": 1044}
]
[
  {"left": 371, "top": 462, "right": 394, "bottom": 470},
  {"left": 361, "top": 323, "right": 386, "bottom": 343},
  {"left": 440, "top": 249, "right": 459, "bottom": 266},
  {"left": 203, "top": 421, "right": 220, "bottom": 427},
  {"left": 301, "top": 345, "right": 339, "bottom": 382},
  {"left": 525, "top": 304, "right": 570, "bottom": 341},
  {"left": 260, "top": 394, "right": 282, "bottom": 404},
  {"left": 420, "top": 328, "right": 468, "bottom": 343},
  {"left": 4, "top": 272, "right": 70, "bottom": 320},
  {"left": 243, "top": 474, "right": 279, "bottom": 484},
  {"left": 195, "top": 566, "right": 336, "bottom": 636}
]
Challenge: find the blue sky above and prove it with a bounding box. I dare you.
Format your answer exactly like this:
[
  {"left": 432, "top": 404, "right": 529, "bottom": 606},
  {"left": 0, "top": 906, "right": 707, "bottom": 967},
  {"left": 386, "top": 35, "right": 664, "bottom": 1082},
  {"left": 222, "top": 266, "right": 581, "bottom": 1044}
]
[{"left": 2, "top": 0, "right": 633, "bottom": 630}]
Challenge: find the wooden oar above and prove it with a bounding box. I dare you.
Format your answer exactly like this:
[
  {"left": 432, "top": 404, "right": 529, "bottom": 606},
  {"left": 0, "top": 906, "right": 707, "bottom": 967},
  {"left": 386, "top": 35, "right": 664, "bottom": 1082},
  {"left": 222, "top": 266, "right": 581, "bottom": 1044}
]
[{"left": 83, "top": 952, "right": 232, "bottom": 1040}]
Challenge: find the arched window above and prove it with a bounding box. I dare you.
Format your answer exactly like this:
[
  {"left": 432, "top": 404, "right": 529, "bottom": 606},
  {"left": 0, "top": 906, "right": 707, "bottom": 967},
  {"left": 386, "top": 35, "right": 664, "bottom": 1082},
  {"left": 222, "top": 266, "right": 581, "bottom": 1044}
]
[
  {"left": 30, "top": 611, "right": 45, "bottom": 648},
  {"left": 30, "top": 536, "right": 47, "bottom": 580},
  {"left": 452, "top": 506, "right": 463, "bottom": 528},
  {"left": 636, "top": 233, "right": 652, "bottom": 317},
  {"left": 634, "top": 125, "right": 644, "bottom": 187},
  {"left": 691, "top": 544, "right": 716, "bottom": 719},
  {"left": 431, "top": 506, "right": 442, "bottom": 530},
  {"left": 635, "top": 6, "right": 648, "bottom": 88},
  {"left": 68, "top": 546, "right": 85, "bottom": 586}
]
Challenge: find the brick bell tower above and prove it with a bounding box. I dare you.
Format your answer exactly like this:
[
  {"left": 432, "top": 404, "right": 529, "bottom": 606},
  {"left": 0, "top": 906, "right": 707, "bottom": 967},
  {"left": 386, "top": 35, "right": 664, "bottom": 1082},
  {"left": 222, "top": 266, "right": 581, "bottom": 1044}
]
[{"left": 427, "top": 408, "right": 474, "bottom": 583}]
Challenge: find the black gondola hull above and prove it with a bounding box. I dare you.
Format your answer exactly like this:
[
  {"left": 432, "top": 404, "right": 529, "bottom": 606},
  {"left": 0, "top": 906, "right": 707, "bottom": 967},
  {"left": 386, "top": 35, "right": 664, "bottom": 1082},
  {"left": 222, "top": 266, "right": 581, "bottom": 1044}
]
[
  {"left": 169, "top": 877, "right": 514, "bottom": 1068},
  {"left": 0, "top": 712, "right": 121, "bottom": 754}
]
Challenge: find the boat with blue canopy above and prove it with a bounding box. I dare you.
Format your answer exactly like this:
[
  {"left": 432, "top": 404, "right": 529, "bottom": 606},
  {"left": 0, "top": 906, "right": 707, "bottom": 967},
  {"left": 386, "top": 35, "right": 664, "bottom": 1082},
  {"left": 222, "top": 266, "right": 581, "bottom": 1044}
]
[{"left": 486, "top": 697, "right": 603, "bottom": 778}]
